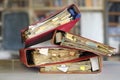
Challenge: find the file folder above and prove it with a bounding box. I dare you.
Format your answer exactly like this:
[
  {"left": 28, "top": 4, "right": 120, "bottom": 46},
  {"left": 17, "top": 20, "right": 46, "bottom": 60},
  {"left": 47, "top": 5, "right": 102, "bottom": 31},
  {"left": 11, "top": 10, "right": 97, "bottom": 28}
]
[
  {"left": 51, "top": 30, "right": 116, "bottom": 56},
  {"left": 19, "top": 46, "right": 100, "bottom": 70},
  {"left": 21, "top": 4, "right": 81, "bottom": 47},
  {"left": 39, "top": 56, "right": 102, "bottom": 74}
]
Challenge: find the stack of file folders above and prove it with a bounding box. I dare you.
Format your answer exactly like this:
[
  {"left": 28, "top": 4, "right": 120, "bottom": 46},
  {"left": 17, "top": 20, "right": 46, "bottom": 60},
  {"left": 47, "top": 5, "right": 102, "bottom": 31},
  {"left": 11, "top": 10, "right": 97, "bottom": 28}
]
[{"left": 19, "top": 4, "right": 116, "bottom": 74}]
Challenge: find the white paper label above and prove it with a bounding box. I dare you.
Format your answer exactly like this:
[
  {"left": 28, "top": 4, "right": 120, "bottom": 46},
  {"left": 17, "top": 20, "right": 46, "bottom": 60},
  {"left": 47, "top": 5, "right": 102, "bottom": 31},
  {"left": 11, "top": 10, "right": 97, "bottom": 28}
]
[
  {"left": 57, "top": 65, "right": 68, "bottom": 72},
  {"left": 38, "top": 48, "right": 49, "bottom": 56},
  {"left": 90, "top": 57, "right": 99, "bottom": 71}
]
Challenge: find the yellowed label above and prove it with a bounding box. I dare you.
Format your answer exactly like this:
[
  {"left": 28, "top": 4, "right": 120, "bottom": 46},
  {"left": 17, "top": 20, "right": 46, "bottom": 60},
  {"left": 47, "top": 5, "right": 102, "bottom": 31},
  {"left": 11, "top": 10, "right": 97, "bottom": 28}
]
[
  {"left": 80, "top": 65, "right": 86, "bottom": 71},
  {"left": 52, "top": 17, "right": 59, "bottom": 22},
  {"left": 66, "top": 33, "right": 74, "bottom": 41},
  {"left": 66, "top": 33, "right": 77, "bottom": 42},
  {"left": 52, "top": 66, "right": 57, "bottom": 71},
  {"left": 39, "top": 26, "right": 46, "bottom": 30},
  {"left": 69, "top": 51, "right": 75, "bottom": 56}
]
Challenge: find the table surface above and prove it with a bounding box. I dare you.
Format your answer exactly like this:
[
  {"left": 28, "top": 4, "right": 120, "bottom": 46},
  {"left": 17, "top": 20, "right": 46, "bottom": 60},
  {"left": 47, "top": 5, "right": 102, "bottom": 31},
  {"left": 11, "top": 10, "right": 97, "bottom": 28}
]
[{"left": 0, "top": 60, "right": 120, "bottom": 80}]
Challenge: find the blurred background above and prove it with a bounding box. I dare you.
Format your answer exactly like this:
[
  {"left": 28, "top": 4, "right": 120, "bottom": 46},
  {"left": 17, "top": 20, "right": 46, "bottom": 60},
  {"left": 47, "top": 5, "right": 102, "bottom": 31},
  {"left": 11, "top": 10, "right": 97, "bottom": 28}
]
[{"left": 0, "top": 0, "right": 119, "bottom": 61}]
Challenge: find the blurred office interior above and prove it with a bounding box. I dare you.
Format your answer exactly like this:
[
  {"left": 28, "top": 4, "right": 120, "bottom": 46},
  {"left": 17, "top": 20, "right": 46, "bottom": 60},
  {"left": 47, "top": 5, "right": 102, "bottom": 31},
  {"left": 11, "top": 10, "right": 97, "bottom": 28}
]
[{"left": 0, "top": 0, "right": 119, "bottom": 61}]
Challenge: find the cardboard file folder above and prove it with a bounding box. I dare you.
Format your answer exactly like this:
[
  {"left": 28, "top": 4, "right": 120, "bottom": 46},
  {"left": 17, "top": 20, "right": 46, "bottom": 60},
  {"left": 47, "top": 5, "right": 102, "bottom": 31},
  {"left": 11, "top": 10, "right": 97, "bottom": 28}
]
[
  {"left": 39, "top": 56, "right": 102, "bottom": 74},
  {"left": 51, "top": 30, "right": 116, "bottom": 56},
  {"left": 19, "top": 46, "right": 101, "bottom": 73},
  {"left": 21, "top": 4, "right": 81, "bottom": 47}
]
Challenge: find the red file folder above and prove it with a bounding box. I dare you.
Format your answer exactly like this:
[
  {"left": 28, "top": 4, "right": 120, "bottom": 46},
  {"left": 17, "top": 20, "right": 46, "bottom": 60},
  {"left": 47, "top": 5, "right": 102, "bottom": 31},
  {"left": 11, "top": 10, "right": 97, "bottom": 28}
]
[
  {"left": 19, "top": 46, "right": 102, "bottom": 73},
  {"left": 21, "top": 4, "right": 80, "bottom": 47},
  {"left": 51, "top": 30, "right": 116, "bottom": 56}
]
